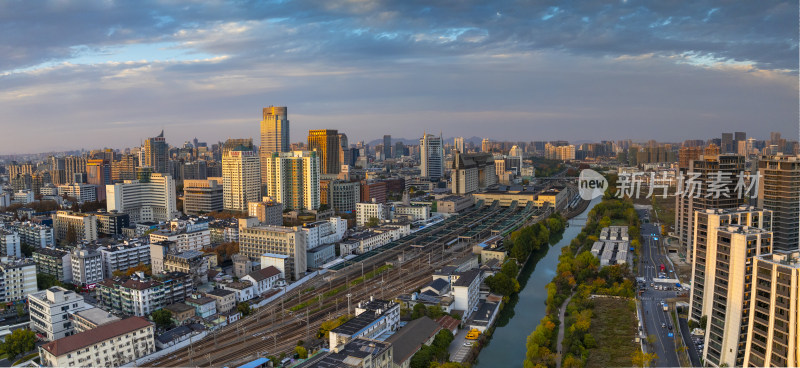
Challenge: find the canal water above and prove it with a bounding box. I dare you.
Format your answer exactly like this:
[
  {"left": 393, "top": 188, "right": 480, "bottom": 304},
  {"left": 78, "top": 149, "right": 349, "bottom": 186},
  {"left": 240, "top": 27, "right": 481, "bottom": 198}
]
[{"left": 474, "top": 197, "right": 601, "bottom": 367}]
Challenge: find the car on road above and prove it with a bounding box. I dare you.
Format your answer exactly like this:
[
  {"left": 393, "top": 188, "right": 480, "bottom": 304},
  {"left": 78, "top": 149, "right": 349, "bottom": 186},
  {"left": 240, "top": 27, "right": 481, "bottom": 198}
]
[
  {"left": 463, "top": 342, "right": 473, "bottom": 347},
  {"left": 668, "top": 325, "right": 673, "bottom": 331},
  {"left": 662, "top": 323, "right": 667, "bottom": 328}
]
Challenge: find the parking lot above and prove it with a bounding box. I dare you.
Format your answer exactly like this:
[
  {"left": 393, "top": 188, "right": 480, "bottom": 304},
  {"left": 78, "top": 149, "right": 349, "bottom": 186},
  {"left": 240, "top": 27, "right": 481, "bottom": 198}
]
[{"left": 447, "top": 328, "right": 474, "bottom": 363}]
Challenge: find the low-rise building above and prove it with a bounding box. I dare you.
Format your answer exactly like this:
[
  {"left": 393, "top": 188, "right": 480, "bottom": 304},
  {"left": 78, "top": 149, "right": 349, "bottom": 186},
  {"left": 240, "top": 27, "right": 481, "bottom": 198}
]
[
  {"left": 164, "top": 302, "right": 196, "bottom": 324},
  {"left": 339, "top": 225, "right": 411, "bottom": 256},
  {"left": 162, "top": 250, "right": 211, "bottom": 284},
  {"left": 33, "top": 247, "right": 72, "bottom": 282},
  {"left": 385, "top": 316, "right": 441, "bottom": 368},
  {"left": 38, "top": 317, "right": 155, "bottom": 368},
  {"left": 94, "top": 211, "right": 130, "bottom": 236},
  {"left": 329, "top": 298, "right": 400, "bottom": 351},
  {"left": 185, "top": 295, "right": 217, "bottom": 319},
  {"left": 205, "top": 289, "right": 236, "bottom": 313},
  {"left": 28, "top": 287, "right": 89, "bottom": 341},
  {"left": 7, "top": 221, "right": 55, "bottom": 248},
  {"left": 240, "top": 266, "right": 282, "bottom": 296},
  {"left": 356, "top": 202, "right": 390, "bottom": 226},
  {"left": 0, "top": 230, "right": 21, "bottom": 258},
  {"left": 452, "top": 269, "right": 481, "bottom": 319},
  {"left": 71, "top": 307, "right": 121, "bottom": 333},
  {"left": 297, "top": 338, "right": 393, "bottom": 368},
  {"left": 149, "top": 226, "right": 211, "bottom": 253},
  {"left": 220, "top": 281, "right": 256, "bottom": 302},
  {"left": 436, "top": 195, "right": 474, "bottom": 214},
  {"left": 239, "top": 222, "right": 308, "bottom": 280},
  {"left": 57, "top": 183, "right": 97, "bottom": 203},
  {"left": 393, "top": 204, "right": 430, "bottom": 222},
  {"left": 301, "top": 217, "right": 348, "bottom": 250},
  {"left": 96, "top": 272, "right": 193, "bottom": 316},
  {"left": 307, "top": 243, "right": 336, "bottom": 269},
  {"left": 247, "top": 198, "right": 284, "bottom": 226}
]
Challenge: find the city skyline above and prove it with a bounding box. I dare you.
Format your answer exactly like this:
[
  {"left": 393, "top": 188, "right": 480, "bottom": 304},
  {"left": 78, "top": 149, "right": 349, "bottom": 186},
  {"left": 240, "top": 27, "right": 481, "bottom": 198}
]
[{"left": 1, "top": 1, "right": 798, "bottom": 154}]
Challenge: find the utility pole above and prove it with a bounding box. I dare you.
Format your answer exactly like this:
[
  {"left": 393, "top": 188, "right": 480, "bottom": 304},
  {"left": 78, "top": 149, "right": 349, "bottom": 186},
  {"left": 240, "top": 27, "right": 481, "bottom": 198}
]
[{"left": 347, "top": 293, "right": 352, "bottom": 315}]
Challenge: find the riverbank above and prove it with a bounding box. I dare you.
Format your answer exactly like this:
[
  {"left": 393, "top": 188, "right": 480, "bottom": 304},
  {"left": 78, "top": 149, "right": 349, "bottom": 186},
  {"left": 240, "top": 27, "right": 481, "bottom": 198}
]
[
  {"left": 524, "top": 194, "right": 641, "bottom": 368},
  {"left": 474, "top": 197, "right": 602, "bottom": 368}
]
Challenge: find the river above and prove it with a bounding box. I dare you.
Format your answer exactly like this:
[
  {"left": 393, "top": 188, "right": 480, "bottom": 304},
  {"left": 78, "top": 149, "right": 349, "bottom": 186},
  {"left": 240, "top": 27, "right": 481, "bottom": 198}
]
[{"left": 474, "top": 196, "right": 601, "bottom": 368}]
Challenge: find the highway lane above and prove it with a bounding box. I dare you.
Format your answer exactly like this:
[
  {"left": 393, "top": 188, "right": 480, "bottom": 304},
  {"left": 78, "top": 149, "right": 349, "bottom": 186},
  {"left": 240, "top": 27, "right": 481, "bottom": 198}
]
[{"left": 637, "top": 210, "right": 680, "bottom": 367}]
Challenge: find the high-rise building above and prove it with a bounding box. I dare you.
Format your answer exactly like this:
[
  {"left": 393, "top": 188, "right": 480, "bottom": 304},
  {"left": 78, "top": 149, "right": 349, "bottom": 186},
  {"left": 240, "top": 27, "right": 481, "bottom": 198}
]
[
  {"left": 85, "top": 159, "right": 110, "bottom": 201},
  {"left": 394, "top": 141, "right": 406, "bottom": 158},
  {"left": 689, "top": 208, "right": 773, "bottom": 367},
  {"left": 183, "top": 178, "right": 224, "bottom": 215},
  {"left": 675, "top": 154, "right": 745, "bottom": 261},
  {"left": 338, "top": 133, "right": 350, "bottom": 169},
  {"left": 481, "top": 138, "right": 491, "bottom": 153},
  {"left": 744, "top": 250, "right": 800, "bottom": 367},
  {"left": 454, "top": 137, "right": 465, "bottom": 154},
  {"left": 308, "top": 129, "right": 340, "bottom": 175},
  {"left": 261, "top": 106, "right": 290, "bottom": 188},
  {"left": 111, "top": 154, "right": 138, "bottom": 182},
  {"left": 106, "top": 173, "right": 177, "bottom": 223},
  {"left": 71, "top": 247, "right": 104, "bottom": 286},
  {"left": 264, "top": 151, "right": 320, "bottom": 211},
  {"left": 757, "top": 154, "right": 800, "bottom": 251},
  {"left": 721, "top": 132, "right": 734, "bottom": 154},
  {"left": 452, "top": 151, "right": 497, "bottom": 195},
  {"left": 383, "top": 135, "right": 392, "bottom": 159},
  {"left": 222, "top": 148, "right": 261, "bottom": 212},
  {"left": 64, "top": 156, "right": 87, "bottom": 184},
  {"left": 420, "top": 133, "right": 444, "bottom": 180},
  {"left": 222, "top": 138, "right": 254, "bottom": 157},
  {"left": 239, "top": 222, "right": 307, "bottom": 280},
  {"left": 248, "top": 198, "right": 284, "bottom": 226},
  {"left": 144, "top": 130, "right": 168, "bottom": 174}
]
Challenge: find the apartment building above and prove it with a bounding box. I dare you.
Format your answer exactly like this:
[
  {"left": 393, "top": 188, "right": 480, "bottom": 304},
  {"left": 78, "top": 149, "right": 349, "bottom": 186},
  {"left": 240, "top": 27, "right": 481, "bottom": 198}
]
[
  {"left": 356, "top": 202, "right": 390, "bottom": 226},
  {"left": 149, "top": 226, "right": 211, "bottom": 253},
  {"left": 329, "top": 298, "right": 400, "bottom": 351},
  {"left": 757, "top": 154, "right": 800, "bottom": 250},
  {"left": 247, "top": 198, "right": 283, "bottom": 226},
  {"left": 7, "top": 221, "right": 54, "bottom": 248},
  {"left": 94, "top": 211, "right": 130, "bottom": 236},
  {"left": 28, "top": 287, "right": 88, "bottom": 341},
  {"left": 71, "top": 247, "right": 104, "bottom": 286},
  {"left": 33, "top": 247, "right": 72, "bottom": 282},
  {"left": 72, "top": 307, "right": 121, "bottom": 333},
  {"left": 38, "top": 317, "right": 155, "bottom": 367},
  {"left": 0, "top": 230, "right": 21, "bottom": 258},
  {"left": 183, "top": 177, "right": 224, "bottom": 215},
  {"left": 54, "top": 211, "right": 98, "bottom": 244},
  {"left": 744, "top": 250, "right": 800, "bottom": 367},
  {"left": 96, "top": 273, "right": 193, "bottom": 316},
  {"left": 98, "top": 241, "right": 151, "bottom": 278},
  {"left": 691, "top": 221, "right": 773, "bottom": 367},
  {"left": 301, "top": 217, "right": 347, "bottom": 250},
  {"left": 0, "top": 257, "right": 37, "bottom": 302},
  {"left": 57, "top": 183, "right": 97, "bottom": 203},
  {"left": 222, "top": 148, "right": 262, "bottom": 212}
]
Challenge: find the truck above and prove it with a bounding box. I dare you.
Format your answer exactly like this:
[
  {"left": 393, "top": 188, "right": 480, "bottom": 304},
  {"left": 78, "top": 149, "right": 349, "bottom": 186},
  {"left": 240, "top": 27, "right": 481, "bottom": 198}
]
[
  {"left": 466, "top": 329, "right": 481, "bottom": 340},
  {"left": 663, "top": 303, "right": 669, "bottom": 312},
  {"left": 660, "top": 264, "right": 666, "bottom": 273}
]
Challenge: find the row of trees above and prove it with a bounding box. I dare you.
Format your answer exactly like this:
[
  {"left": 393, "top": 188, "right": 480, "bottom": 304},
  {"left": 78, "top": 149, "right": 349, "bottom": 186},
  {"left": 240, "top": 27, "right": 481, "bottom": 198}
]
[
  {"left": 409, "top": 330, "right": 454, "bottom": 368},
  {"left": 506, "top": 213, "right": 566, "bottom": 266},
  {"left": 525, "top": 178, "right": 643, "bottom": 368},
  {"left": 484, "top": 260, "right": 520, "bottom": 297}
]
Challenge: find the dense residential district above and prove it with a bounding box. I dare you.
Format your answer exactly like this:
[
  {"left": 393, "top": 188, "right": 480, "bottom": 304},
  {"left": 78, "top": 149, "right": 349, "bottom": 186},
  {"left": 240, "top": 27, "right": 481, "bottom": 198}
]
[{"left": 0, "top": 112, "right": 796, "bottom": 368}]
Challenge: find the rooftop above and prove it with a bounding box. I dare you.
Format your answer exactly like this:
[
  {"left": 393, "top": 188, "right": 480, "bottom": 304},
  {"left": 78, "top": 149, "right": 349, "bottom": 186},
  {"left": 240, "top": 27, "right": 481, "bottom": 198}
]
[
  {"left": 206, "top": 289, "right": 235, "bottom": 298},
  {"left": 164, "top": 303, "right": 195, "bottom": 314},
  {"left": 246, "top": 266, "right": 281, "bottom": 282},
  {"left": 453, "top": 269, "right": 481, "bottom": 287},
  {"left": 41, "top": 317, "right": 152, "bottom": 357},
  {"left": 385, "top": 316, "right": 441, "bottom": 365},
  {"left": 73, "top": 307, "right": 121, "bottom": 326}
]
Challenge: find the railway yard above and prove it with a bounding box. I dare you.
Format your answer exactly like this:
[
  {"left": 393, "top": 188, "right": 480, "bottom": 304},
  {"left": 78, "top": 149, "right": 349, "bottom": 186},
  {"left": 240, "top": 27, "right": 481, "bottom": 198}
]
[{"left": 151, "top": 200, "right": 548, "bottom": 367}]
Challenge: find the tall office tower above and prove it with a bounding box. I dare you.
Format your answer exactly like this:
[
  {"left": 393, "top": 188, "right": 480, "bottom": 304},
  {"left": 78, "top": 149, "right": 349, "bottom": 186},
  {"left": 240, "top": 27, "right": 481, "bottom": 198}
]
[
  {"left": 744, "top": 250, "right": 800, "bottom": 367},
  {"left": 383, "top": 135, "right": 392, "bottom": 159},
  {"left": 454, "top": 137, "right": 465, "bottom": 154},
  {"left": 264, "top": 151, "right": 320, "bottom": 211},
  {"left": 64, "top": 156, "right": 87, "bottom": 184},
  {"left": 85, "top": 159, "right": 110, "bottom": 201},
  {"left": 452, "top": 151, "right": 497, "bottom": 195},
  {"left": 770, "top": 132, "right": 782, "bottom": 146},
  {"left": 689, "top": 208, "right": 773, "bottom": 367},
  {"left": 420, "top": 133, "right": 444, "bottom": 180},
  {"left": 222, "top": 147, "right": 262, "bottom": 212},
  {"left": 308, "top": 129, "right": 340, "bottom": 175},
  {"left": 721, "top": 132, "right": 734, "bottom": 154},
  {"left": 481, "top": 138, "right": 491, "bottom": 153},
  {"left": 338, "top": 133, "right": 350, "bottom": 169},
  {"left": 261, "top": 106, "right": 290, "bottom": 153},
  {"left": 111, "top": 154, "right": 138, "bottom": 182},
  {"left": 675, "top": 154, "right": 745, "bottom": 261},
  {"left": 106, "top": 174, "right": 177, "bottom": 223},
  {"left": 144, "top": 130, "right": 168, "bottom": 174},
  {"left": 222, "top": 138, "right": 254, "bottom": 157},
  {"left": 757, "top": 154, "right": 800, "bottom": 250},
  {"left": 394, "top": 142, "right": 405, "bottom": 158},
  {"left": 734, "top": 131, "right": 746, "bottom": 147}
]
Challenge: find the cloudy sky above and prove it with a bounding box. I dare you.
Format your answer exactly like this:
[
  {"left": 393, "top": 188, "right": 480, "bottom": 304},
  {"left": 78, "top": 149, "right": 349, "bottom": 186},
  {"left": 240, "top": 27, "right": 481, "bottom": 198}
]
[{"left": 1, "top": 0, "right": 797, "bottom": 154}]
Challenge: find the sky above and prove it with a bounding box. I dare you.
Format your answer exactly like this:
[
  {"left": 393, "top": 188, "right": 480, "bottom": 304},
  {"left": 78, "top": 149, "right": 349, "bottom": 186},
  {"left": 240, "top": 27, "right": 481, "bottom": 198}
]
[{"left": 0, "top": 0, "right": 798, "bottom": 154}]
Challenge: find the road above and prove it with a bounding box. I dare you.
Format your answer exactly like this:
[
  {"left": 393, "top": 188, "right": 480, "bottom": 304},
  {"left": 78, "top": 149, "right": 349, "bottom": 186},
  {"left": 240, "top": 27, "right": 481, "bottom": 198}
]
[{"left": 636, "top": 210, "right": 680, "bottom": 368}]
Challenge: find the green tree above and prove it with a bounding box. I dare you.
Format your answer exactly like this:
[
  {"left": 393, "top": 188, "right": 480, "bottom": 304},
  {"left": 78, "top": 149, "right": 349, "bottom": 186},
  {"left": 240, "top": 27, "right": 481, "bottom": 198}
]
[
  {"left": 237, "top": 302, "right": 252, "bottom": 316},
  {"left": 151, "top": 309, "right": 173, "bottom": 330},
  {"left": 411, "top": 303, "right": 427, "bottom": 320},
  {"left": 365, "top": 217, "right": 380, "bottom": 228},
  {"left": 0, "top": 329, "right": 36, "bottom": 360},
  {"left": 65, "top": 225, "right": 77, "bottom": 245},
  {"left": 37, "top": 273, "right": 61, "bottom": 290},
  {"left": 295, "top": 345, "right": 308, "bottom": 359}
]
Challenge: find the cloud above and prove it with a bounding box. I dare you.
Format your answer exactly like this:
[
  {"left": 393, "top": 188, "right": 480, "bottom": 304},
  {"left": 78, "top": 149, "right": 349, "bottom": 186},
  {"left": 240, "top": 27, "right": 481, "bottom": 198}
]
[{"left": 0, "top": 1, "right": 797, "bottom": 153}]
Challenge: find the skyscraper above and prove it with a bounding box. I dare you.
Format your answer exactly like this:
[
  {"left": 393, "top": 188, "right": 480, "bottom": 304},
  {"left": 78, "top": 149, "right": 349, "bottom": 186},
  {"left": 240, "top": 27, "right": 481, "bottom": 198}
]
[
  {"left": 307, "top": 129, "right": 340, "bottom": 175},
  {"left": 261, "top": 106, "right": 290, "bottom": 190},
  {"left": 144, "top": 130, "right": 168, "bottom": 174},
  {"left": 86, "top": 159, "right": 111, "bottom": 201},
  {"left": 338, "top": 133, "right": 350, "bottom": 168},
  {"left": 721, "top": 132, "right": 734, "bottom": 154},
  {"left": 260, "top": 106, "right": 290, "bottom": 153},
  {"left": 481, "top": 138, "right": 491, "bottom": 153},
  {"left": 222, "top": 147, "right": 262, "bottom": 212},
  {"left": 675, "top": 154, "right": 745, "bottom": 261},
  {"left": 383, "top": 135, "right": 392, "bottom": 159},
  {"left": 454, "top": 137, "right": 465, "bottom": 154},
  {"left": 420, "top": 133, "right": 444, "bottom": 180},
  {"left": 757, "top": 154, "right": 800, "bottom": 250},
  {"left": 264, "top": 151, "right": 320, "bottom": 211}
]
